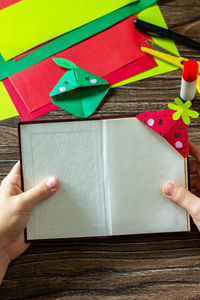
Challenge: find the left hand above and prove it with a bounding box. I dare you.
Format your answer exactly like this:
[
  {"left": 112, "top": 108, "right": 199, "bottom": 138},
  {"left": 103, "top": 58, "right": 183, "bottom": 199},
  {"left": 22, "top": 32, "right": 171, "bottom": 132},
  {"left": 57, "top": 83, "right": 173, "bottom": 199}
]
[{"left": 0, "top": 161, "right": 59, "bottom": 266}]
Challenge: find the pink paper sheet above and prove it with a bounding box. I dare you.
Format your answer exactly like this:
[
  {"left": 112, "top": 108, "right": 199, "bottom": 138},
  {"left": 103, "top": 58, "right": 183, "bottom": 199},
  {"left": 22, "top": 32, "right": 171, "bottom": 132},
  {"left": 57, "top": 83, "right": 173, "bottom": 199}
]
[
  {"left": 9, "top": 15, "right": 156, "bottom": 113},
  {"left": 104, "top": 55, "right": 156, "bottom": 85}
]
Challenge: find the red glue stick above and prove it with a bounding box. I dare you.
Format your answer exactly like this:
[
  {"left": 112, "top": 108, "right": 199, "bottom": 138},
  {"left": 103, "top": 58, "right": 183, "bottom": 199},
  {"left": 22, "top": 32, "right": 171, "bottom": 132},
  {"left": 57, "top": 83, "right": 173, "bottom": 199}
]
[{"left": 180, "top": 59, "right": 199, "bottom": 101}]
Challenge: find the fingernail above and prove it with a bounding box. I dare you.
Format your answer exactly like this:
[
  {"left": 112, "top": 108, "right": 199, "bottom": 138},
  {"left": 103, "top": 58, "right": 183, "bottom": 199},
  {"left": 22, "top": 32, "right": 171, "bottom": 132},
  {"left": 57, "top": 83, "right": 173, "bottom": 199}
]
[
  {"left": 164, "top": 183, "right": 176, "bottom": 196},
  {"left": 46, "top": 177, "right": 57, "bottom": 190}
]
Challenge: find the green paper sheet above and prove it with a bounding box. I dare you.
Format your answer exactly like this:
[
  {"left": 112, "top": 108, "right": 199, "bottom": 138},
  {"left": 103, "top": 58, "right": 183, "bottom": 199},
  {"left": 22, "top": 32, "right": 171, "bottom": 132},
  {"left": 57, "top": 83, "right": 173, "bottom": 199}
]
[
  {"left": 50, "top": 61, "right": 109, "bottom": 118},
  {"left": 0, "top": 81, "right": 18, "bottom": 120},
  {"left": 111, "top": 4, "right": 179, "bottom": 88},
  {"left": 0, "top": 0, "right": 138, "bottom": 61},
  {"left": 0, "top": 0, "right": 157, "bottom": 81}
]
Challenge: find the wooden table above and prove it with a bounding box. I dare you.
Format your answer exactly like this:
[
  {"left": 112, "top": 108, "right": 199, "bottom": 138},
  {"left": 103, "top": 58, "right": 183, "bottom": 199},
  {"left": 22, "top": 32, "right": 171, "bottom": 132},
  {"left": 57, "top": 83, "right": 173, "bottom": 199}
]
[{"left": 1, "top": 1, "right": 200, "bottom": 299}]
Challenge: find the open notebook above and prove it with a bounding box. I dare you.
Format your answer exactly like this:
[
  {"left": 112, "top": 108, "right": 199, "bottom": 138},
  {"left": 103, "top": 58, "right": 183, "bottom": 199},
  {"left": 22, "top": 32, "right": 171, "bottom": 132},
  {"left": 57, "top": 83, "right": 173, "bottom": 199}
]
[{"left": 19, "top": 117, "right": 189, "bottom": 241}]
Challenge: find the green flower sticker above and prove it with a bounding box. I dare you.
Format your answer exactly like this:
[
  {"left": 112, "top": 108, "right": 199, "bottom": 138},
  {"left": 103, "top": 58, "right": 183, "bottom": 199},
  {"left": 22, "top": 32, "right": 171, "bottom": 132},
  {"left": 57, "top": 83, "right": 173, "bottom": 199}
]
[{"left": 168, "top": 98, "right": 199, "bottom": 125}]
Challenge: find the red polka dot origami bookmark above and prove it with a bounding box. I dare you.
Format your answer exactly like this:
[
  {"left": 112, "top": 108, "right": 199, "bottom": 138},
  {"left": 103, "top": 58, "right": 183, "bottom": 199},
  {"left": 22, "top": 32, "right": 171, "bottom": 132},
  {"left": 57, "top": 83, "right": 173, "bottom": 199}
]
[
  {"left": 136, "top": 98, "right": 199, "bottom": 158},
  {"left": 50, "top": 58, "right": 109, "bottom": 118}
]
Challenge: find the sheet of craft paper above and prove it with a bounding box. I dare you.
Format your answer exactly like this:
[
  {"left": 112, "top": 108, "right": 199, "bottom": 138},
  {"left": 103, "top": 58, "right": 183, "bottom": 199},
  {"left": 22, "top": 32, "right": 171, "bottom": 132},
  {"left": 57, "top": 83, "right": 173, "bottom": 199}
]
[
  {"left": 111, "top": 4, "right": 180, "bottom": 88},
  {"left": 21, "top": 121, "right": 109, "bottom": 240},
  {"left": 104, "top": 55, "right": 156, "bottom": 86},
  {"left": 104, "top": 118, "right": 187, "bottom": 235},
  {"left": 0, "top": 81, "right": 18, "bottom": 120},
  {"left": 9, "top": 15, "right": 155, "bottom": 113},
  {"left": 0, "top": 0, "right": 137, "bottom": 61}
]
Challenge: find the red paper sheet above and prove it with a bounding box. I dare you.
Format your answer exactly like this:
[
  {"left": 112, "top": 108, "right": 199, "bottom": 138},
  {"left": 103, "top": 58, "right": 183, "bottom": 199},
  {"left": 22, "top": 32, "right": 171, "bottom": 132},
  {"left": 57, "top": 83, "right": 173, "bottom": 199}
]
[
  {"left": 104, "top": 55, "right": 156, "bottom": 85},
  {"left": 3, "top": 79, "right": 57, "bottom": 121},
  {"left": 9, "top": 15, "right": 156, "bottom": 113},
  {"left": 4, "top": 54, "right": 156, "bottom": 121}
]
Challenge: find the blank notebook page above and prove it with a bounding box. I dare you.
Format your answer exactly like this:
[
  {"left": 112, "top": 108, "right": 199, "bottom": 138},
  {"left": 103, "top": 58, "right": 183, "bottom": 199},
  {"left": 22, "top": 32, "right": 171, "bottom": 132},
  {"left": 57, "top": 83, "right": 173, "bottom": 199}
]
[
  {"left": 21, "top": 121, "right": 108, "bottom": 240},
  {"left": 105, "top": 118, "right": 187, "bottom": 235}
]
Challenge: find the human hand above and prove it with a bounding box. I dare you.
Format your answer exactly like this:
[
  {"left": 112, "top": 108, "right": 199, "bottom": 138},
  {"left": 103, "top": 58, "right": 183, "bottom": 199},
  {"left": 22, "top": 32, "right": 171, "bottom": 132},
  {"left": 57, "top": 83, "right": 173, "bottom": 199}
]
[
  {"left": 163, "top": 142, "right": 200, "bottom": 231},
  {"left": 0, "top": 161, "right": 59, "bottom": 283}
]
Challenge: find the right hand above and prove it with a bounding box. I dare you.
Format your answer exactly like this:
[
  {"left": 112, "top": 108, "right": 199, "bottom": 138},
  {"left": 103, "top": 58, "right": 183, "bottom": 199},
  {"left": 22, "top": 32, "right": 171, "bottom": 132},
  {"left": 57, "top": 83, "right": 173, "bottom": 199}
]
[{"left": 163, "top": 142, "right": 200, "bottom": 231}]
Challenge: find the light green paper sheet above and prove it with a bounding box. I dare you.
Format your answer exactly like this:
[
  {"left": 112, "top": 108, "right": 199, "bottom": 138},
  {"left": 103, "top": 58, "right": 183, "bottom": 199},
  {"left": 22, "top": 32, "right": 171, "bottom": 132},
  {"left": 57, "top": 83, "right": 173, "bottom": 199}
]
[
  {"left": 0, "top": 81, "right": 18, "bottom": 120},
  {"left": 0, "top": 0, "right": 137, "bottom": 61},
  {"left": 111, "top": 4, "right": 180, "bottom": 88}
]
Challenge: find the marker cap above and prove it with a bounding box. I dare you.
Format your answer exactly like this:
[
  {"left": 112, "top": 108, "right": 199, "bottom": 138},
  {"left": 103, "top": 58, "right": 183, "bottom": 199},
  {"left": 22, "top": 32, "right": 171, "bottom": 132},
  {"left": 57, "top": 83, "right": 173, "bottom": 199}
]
[{"left": 182, "top": 60, "right": 199, "bottom": 82}]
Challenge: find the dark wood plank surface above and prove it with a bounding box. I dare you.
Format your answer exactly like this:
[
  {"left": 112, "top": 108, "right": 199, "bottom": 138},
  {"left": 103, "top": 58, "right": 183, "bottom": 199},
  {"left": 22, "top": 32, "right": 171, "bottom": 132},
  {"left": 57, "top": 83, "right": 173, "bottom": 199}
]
[{"left": 1, "top": 0, "right": 200, "bottom": 299}]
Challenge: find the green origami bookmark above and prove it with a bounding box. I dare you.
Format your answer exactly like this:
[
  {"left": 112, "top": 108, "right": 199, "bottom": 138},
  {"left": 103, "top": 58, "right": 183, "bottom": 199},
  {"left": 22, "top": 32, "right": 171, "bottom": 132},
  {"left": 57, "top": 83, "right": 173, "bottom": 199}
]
[{"left": 50, "top": 58, "right": 109, "bottom": 118}]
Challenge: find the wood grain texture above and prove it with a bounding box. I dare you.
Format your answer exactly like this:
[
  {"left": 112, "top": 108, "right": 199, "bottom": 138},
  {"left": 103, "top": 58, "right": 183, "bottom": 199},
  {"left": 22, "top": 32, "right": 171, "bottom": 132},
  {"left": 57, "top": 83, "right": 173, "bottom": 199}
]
[{"left": 1, "top": 0, "right": 200, "bottom": 299}]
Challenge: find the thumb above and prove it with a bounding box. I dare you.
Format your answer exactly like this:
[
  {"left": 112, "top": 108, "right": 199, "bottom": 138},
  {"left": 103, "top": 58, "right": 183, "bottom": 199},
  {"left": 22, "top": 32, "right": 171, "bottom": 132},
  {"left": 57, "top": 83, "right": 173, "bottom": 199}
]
[
  {"left": 17, "top": 177, "right": 59, "bottom": 211},
  {"left": 163, "top": 182, "right": 200, "bottom": 228}
]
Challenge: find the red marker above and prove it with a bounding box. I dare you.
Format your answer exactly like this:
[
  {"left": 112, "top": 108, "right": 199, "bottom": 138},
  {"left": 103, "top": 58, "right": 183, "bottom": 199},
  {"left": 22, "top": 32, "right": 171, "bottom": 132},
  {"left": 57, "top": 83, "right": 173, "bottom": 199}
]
[{"left": 180, "top": 60, "right": 199, "bottom": 101}]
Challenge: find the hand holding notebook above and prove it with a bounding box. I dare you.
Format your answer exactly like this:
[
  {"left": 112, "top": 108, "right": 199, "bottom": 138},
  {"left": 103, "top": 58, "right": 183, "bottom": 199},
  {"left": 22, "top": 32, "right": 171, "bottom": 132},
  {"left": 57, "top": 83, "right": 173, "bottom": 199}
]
[
  {"left": 19, "top": 115, "right": 190, "bottom": 241},
  {"left": 0, "top": 161, "right": 59, "bottom": 284}
]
